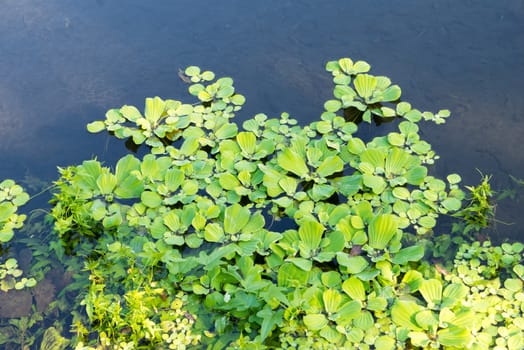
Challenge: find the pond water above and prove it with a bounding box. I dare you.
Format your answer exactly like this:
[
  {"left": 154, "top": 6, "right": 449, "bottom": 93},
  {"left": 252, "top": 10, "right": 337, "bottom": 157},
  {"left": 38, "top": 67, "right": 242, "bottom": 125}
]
[{"left": 1, "top": 1, "right": 523, "bottom": 240}]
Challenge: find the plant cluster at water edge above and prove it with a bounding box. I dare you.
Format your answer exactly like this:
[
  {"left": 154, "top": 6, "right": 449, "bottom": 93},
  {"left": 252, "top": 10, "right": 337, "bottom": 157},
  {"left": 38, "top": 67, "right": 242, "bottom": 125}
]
[{"left": 0, "top": 56, "right": 523, "bottom": 349}]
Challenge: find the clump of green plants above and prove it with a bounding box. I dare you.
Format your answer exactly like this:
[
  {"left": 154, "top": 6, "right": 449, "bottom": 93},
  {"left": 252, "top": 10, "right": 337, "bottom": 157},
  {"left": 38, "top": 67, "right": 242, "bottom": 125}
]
[
  {"left": 0, "top": 179, "right": 37, "bottom": 291},
  {"left": 1, "top": 57, "right": 523, "bottom": 349}
]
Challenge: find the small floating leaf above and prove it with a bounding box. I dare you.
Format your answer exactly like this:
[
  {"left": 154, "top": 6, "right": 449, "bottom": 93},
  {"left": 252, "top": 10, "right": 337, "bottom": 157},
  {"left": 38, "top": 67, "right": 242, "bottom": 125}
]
[
  {"left": 278, "top": 148, "right": 309, "bottom": 178},
  {"left": 368, "top": 214, "right": 398, "bottom": 250},
  {"left": 304, "top": 314, "right": 328, "bottom": 331}
]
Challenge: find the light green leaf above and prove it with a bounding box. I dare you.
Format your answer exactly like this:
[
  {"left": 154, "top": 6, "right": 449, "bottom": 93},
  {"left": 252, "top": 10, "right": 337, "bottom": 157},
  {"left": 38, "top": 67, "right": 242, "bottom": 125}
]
[
  {"left": 441, "top": 198, "right": 461, "bottom": 211},
  {"left": 336, "top": 254, "right": 369, "bottom": 274},
  {"left": 219, "top": 173, "right": 240, "bottom": 190},
  {"left": 354, "top": 74, "right": 377, "bottom": 99},
  {"left": 298, "top": 220, "right": 325, "bottom": 257},
  {"left": 323, "top": 289, "right": 343, "bottom": 313},
  {"left": 368, "top": 214, "right": 398, "bottom": 250},
  {"left": 304, "top": 314, "right": 328, "bottom": 331},
  {"left": 204, "top": 223, "right": 224, "bottom": 243},
  {"left": 391, "top": 300, "right": 423, "bottom": 331},
  {"left": 278, "top": 148, "right": 309, "bottom": 178},
  {"left": 362, "top": 174, "right": 386, "bottom": 194},
  {"left": 237, "top": 131, "right": 257, "bottom": 155},
  {"left": 96, "top": 172, "right": 117, "bottom": 195},
  {"left": 419, "top": 279, "right": 442, "bottom": 306},
  {"left": 144, "top": 96, "right": 165, "bottom": 124},
  {"left": 324, "top": 100, "right": 342, "bottom": 112},
  {"left": 342, "top": 276, "right": 366, "bottom": 301},
  {"left": 316, "top": 156, "right": 344, "bottom": 177},
  {"left": 141, "top": 191, "right": 162, "bottom": 208},
  {"left": 381, "top": 85, "right": 401, "bottom": 102},
  {"left": 224, "top": 203, "right": 250, "bottom": 234},
  {"left": 392, "top": 245, "right": 424, "bottom": 265},
  {"left": 437, "top": 326, "right": 471, "bottom": 347},
  {"left": 86, "top": 121, "right": 106, "bottom": 133}
]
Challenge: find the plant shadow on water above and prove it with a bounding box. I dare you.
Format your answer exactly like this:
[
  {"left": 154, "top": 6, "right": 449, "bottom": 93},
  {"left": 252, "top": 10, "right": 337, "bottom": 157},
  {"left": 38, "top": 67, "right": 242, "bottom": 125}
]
[{"left": 1, "top": 57, "right": 523, "bottom": 349}]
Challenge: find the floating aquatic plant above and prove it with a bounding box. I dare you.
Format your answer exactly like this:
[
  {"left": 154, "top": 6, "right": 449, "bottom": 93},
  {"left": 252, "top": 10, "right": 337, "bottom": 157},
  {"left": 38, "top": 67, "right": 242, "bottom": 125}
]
[{"left": 1, "top": 56, "right": 523, "bottom": 349}]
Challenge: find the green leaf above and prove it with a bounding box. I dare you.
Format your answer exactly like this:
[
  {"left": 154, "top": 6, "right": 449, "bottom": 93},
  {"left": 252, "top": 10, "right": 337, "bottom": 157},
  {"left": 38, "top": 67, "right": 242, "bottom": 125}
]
[
  {"left": 236, "top": 131, "right": 257, "bottom": 155},
  {"left": 185, "top": 66, "right": 201, "bottom": 76},
  {"left": 338, "top": 58, "right": 354, "bottom": 73},
  {"left": 218, "top": 173, "right": 240, "bottom": 190},
  {"left": 336, "top": 254, "right": 369, "bottom": 274},
  {"left": 381, "top": 85, "right": 401, "bottom": 102},
  {"left": 141, "top": 191, "right": 162, "bottom": 208},
  {"left": 405, "top": 166, "right": 427, "bottom": 185},
  {"left": 298, "top": 220, "right": 325, "bottom": 257},
  {"left": 224, "top": 203, "right": 250, "bottom": 234},
  {"left": 278, "top": 148, "right": 309, "bottom": 178},
  {"left": 96, "top": 172, "right": 117, "bottom": 195},
  {"left": 316, "top": 156, "right": 344, "bottom": 177},
  {"left": 215, "top": 123, "right": 238, "bottom": 139},
  {"left": 204, "top": 223, "right": 225, "bottom": 243},
  {"left": 441, "top": 198, "right": 461, "bottom": 211},
  {"left": 277, "top": 262, "right": 309, "bottom": 288},
  {"left": 391, "top": 300, "right": 423, "bottom": 331},
  {"left": 347, "top": 137, "right": 366, "bottom": 155},
  {"left": 120, "top": 105, "right": 142, "bottom": 121},
  {"left": 323, "top": 289, "right": 343, "bottom": 313},
  {"left": 86, "top": 121, "right": 106, "bottom": 133},
  {"left": 437, "top": 326, "right": 471, "bottom": 347},
  {"left": 419, "top": 279, "right": 442, "bottom": 306},
  {"left": 354, "top": 74, "right": 377, "bottom": 99},
  {"left": 324, "top": 100, "right": 342, "bottom": 112},
  {"left": 286, "top": 257, "right": 313, "bottom": 271},
  {"left": 362, "top": 174, "right": 386, "bottom": 194},
  {"left": 342, "top": 276, "right": 366, "bottom": 301},
  {"left": 257, "top": 307, "right": 284, "bottom": 342},
  {"left": 368, "top": 214, "right": 398, "bottom": 250},
  {"left": 303, "top": 314, "right": 328, "bottom": 331},
  {"left": 392, "top": 245, "right": 424, "bottom": 265},
  {"left": 144, "top": 96, "right": 165, "bottom": 124}
]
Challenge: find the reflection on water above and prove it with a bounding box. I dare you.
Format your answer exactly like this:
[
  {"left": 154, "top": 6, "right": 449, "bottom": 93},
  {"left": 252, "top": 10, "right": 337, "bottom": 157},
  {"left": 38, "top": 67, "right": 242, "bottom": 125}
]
[{"left": 0, "top": 1, "right": 523, "bottom": 240}]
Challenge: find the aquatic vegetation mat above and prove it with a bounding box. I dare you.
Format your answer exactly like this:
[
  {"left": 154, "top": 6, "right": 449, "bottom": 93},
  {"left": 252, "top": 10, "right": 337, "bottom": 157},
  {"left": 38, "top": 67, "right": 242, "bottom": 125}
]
[{"left": 1, "top": 57, "right": 523, "bottom": 349}]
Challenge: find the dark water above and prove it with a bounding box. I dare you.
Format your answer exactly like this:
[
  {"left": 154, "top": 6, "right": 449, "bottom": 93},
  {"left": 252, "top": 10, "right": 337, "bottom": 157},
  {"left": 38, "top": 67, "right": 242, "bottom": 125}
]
[{"left": 1, "top": 0, "right": 523, "bottom": 241}]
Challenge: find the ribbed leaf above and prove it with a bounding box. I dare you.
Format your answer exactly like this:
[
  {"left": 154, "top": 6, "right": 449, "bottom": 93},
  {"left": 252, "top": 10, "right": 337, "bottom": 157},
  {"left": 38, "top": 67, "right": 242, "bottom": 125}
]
[
  {"left": 144, "top": 96, "right": 165, "bottom": 124},
  {"left": 419, "top": 279, "right": 443, "bottom": 306},
  {"left": 316, "top": 156, "right": 344, "bottom": 177},
  {"left": 441, "top": 284, "right": 468, "bottom": 308},
  {"left": 354, "top": 74, "right": 377, "bottom": 99},
  {"left": 278, "top": 148, "right": 309, "bottom": 177},
  {"left": 360, "top": 148, "right": 386, "bottom": 170},
  {"left": 163, "top": 210, "right": 180, "bottom": 232},
  {"left": 438, "top": 326, "right": 471, "bottom": 347},
  {"left": 204, "top": 223, "right": 224, "bottom": 243},
  {"left": 336, "top": 254, "right": 369, "bottom": 274},
  {"left": 323, "top": 289, "right": 343, "bottom": 313},
  {"left": 342, "top": 276, "right": 366, "bottom": 301},
  {"left": 237, "top": 131, "right": 257, "bottom": 155},
  {"left": 115, "top": 155, "right": 140, "bottom": 182},
  {"left": 96, "top": 172, "right": 117, "bottom": 195},
  {"left": 368, "top": 214, "right": 398, "bottom": 250},
  {"left": 303, "top": 314, "right": 328, "bottom": 331},
  {"left": 391, "top": 245, "right": 425, "bottom": 265},
  {"left": 120, "top": 105, "right": 142, "bottom": 121},
  {"left": 298, "top": 220, "right": 325, "bottom": 257},
  {"left": 219, "top": 173, "right": 240, "bottom": 190},
  {"left": 414, "top": 310, "right": 438, "bottom": 330},
  {"left": 141, "top": 191, "right": 162, "bottom": 208},
  {"left": 277, "top": 262, "right": 309, "bottom": 288},
  {"left": 391, "top": 300, "right": 423, "bottom": 331},
  {"left": 224, "top": 203, "right": 250, "bottom": 234},
  {"left": 385, "top": 148, "right": 411, "bottom": 175}
]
